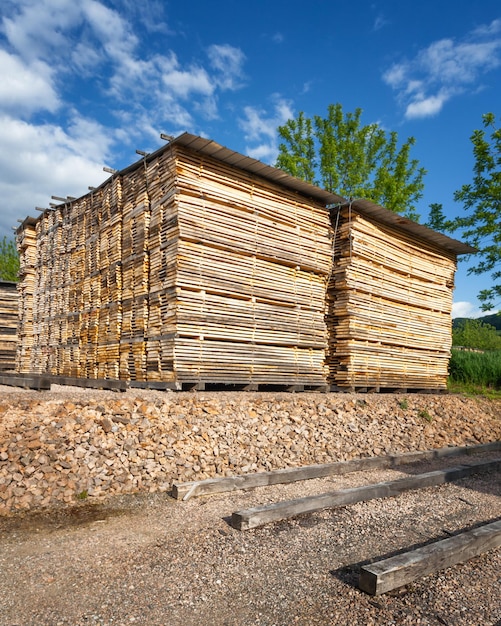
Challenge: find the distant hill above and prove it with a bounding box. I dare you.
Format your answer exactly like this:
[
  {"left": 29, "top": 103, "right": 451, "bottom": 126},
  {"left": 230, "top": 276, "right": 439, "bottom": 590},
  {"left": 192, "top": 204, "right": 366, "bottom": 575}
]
[{"left": 453, "top": 313, "right": 501, "bottom": 331}]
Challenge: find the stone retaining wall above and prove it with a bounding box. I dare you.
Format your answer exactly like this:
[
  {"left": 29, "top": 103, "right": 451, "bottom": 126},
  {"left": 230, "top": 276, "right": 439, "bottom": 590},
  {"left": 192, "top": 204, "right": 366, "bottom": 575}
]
[{"left": 0, "top": 389, "right": 500, "bottom": 515}]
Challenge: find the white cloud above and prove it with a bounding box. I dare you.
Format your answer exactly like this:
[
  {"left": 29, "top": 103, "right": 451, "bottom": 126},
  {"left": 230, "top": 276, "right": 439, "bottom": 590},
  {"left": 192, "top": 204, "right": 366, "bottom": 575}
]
[
  {"left": 239, "top": 96, "right": 294, "bottom": 164},
  {"left": 0, "top": 0, "right": 249, "bottom": 238},
  {"left": 383, "top": 19, "right": 501, "bottom": 119},
  {"left": 1, "top": 0, "right": 82, "bottom": 62},
  {"left": 81, "top": 0, "right": 138, "bottom": 61},
  {"left": 162, "top": 65, "right": 215, "bottom": 99},
  {"left": 451, "top": 301, "right": 497, "bottom": 319},
  {"left": 0, "top": 114, "right": 112, "bottom": 234},
  {"left": 207, "top": 44, "right": 246, "bottom": 90},
  {"left": 0, "top": 50, "right": 60, "bottom": 115},
  {"left": 404, "top": 93, "right": 449, "bottom": 119}
]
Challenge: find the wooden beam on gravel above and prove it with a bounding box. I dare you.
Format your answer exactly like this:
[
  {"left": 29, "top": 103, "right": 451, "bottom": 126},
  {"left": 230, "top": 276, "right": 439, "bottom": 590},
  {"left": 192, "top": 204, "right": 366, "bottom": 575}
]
[
  {"left": 359, "top": 519, "right": 501, "bottom": 596},
  {"left": 173, "top": 457, "right": 388, "bottom": 501},
  {"left": 172, "top": 442, "right": 501, "bottom": 501},
  {"left": 230, "top": 458, "right": 501, "bottom": 530}
]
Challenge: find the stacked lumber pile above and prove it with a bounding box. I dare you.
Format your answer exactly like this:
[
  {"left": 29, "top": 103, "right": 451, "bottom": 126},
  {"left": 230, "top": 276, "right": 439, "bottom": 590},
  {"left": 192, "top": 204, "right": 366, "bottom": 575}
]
[
  {"left": 326, "top": 208, "right": 456, "bottom": 389},
  {"left": 0, "top": 281, "right": 18, "bottom": 371},
  {"left": 16, "top": 220, "right": 37, "bottom": 373},
  {"left": 169, "top": 148, "right": 332, "bottom": 384},
  {"left": 14, "top": 137, "right": 460, "bottom": 390},
  {"left": 14, "top": 144, "right": 332, "bottom": 386}
]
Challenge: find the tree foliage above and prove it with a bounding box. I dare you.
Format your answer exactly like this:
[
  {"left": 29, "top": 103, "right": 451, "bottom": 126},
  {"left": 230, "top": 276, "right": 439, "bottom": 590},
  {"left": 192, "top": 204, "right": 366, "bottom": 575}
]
[
  {"left": 0, "top": 236, "right": 19, "bottom": 282},
  {"left": 425, "top": 203, "right": 449, "bottom": 232},
  {"left": 452, "top": 318, "right": 501, "bottom": 351},
  {"left": 276, "top": 103, "right": 426, "bottom": 218},
  {"left": 452, "top": 113, "right": 501, "bottom": 311}
]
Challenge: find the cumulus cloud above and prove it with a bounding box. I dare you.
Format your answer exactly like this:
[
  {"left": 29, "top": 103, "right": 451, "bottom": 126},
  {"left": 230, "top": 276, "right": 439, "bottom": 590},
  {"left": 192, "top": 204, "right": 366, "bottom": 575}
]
[
  {"left": 239, "top": 96, "right": 294, "bottom": 163},
  {"left": 0, "top": 0, "right": 249, "bottom": 238},
  {"left": 383, "top": 19, "right": 501, "bottom": 119},
  {"left": 0, "top": 113, "right": 112, "bottom": 234},
  {"left": 207, "top": 44, "right": 246, "bottom": 90},
  {"left": 0, "top": 50, "right": 60, "bottom": 115},
  {"left": 451, "top": 301, "right": 497, "bottom": 319}
]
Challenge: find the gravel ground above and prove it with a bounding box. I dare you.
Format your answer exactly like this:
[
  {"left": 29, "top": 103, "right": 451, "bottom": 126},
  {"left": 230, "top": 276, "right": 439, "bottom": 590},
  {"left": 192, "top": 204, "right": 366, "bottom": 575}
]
[{"left": 0, "top": 449, "right": 500, "bottom": 626}]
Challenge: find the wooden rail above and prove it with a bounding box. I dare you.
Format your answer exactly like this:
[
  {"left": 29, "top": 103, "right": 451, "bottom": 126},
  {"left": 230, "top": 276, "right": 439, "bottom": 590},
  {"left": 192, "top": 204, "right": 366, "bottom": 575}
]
[
  {"left": 359, "top": 519, "right": 501, "bottom": 595},
  {"left": 230, "top": 458, "right": 501, "bottom": 530},
  {"left": 172, "top": 442, "right": 501, "bottom": 500}
]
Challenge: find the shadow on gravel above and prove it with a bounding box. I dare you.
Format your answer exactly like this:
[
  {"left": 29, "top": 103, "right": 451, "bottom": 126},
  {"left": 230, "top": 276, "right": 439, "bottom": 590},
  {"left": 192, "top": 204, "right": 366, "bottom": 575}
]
[
  {"left": 0, "top": 502, "right": 127, "bottom": 534},
  {"left": 329, "top": 514, "right": 501, "bottom": 591},
  {"left": 0, "top": 491, "right": 176, "bottom": 535}
]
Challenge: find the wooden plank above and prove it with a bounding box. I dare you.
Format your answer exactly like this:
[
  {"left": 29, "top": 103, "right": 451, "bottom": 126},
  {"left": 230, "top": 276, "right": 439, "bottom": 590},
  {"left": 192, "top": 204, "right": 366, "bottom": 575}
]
[
  {"left": 230, "top": 458, "right": 501, "bottom": 530},
  {"left": 173, "top": 443, "right": 501, "bottom": 501},
  {"left": 0, "top": 374, "right": 51, "bottom": 390},
  {"left": 173, "top": 456, "right": 391, "bottom": 501},
  {"left": 359, "top": 519, "right": 501, "bottom": 595},
  {"left": 49, "top": 375, "right": 128, "bottom": 391}
]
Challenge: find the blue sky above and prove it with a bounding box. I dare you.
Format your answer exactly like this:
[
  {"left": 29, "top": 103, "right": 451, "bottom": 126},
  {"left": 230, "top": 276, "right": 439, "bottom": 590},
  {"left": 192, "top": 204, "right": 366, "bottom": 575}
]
[{"left": 1, "top": 0, "right": 500, "bottom": 317}]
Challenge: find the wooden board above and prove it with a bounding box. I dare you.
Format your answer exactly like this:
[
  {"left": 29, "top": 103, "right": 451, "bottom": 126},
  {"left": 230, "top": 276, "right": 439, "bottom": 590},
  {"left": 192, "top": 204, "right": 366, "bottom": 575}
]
[
  {"left": 359, "top": 520, "right": 501, "bottom": 595},
  {"left": 230, "top": 459, "right": 501, "bottom": 530},
  {"left": 172, "top": 442, "right": 501, "bottom": 500},
  {"left": 0, "top": 282, "right": 18, "bottom": 371}
]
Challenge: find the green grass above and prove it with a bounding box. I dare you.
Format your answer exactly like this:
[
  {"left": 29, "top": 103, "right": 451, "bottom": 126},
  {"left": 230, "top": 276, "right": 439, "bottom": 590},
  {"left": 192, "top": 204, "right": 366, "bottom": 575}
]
[
  {"left": 447, "top": 380, "right": 501, "bottom": 400},
  {"left": 448, "top": 348, "right": 501, "bottom": 394}
]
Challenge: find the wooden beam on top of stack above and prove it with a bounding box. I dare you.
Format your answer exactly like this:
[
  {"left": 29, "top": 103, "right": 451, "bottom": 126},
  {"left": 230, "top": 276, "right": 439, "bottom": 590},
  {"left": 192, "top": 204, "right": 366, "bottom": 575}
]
[
  {"left": 171, "top": 146, "right": 332, "bottom": 385},
  {"left": 327, "top": 209, "right": 457, "bottom": 390},
  {"left": 16, "top": 220, "right": 37, "bottom": 373}
]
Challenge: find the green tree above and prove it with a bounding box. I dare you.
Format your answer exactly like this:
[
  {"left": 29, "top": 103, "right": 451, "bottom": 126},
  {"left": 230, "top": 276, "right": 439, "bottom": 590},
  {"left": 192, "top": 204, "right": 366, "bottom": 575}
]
[
  {"left": 452, "top": 113, "right": 501, "bottom": 311},
  {"left": 425, "top": 203, "right": 449, "bottom": 232},
  {"left": 0, "top": 236, "right": 19, "bottom": 281},
  {"left": 452, "top": 318, "right": 501, "bottom": 351},
  {"left": 276, "top": 103, "right": 426, "bottom": 218}
]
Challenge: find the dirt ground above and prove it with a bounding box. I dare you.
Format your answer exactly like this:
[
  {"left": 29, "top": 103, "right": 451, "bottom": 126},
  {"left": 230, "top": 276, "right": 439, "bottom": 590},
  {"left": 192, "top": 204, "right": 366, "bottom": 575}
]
[{"left": 0, "top": 448, "right": 500, "bottom": 626}]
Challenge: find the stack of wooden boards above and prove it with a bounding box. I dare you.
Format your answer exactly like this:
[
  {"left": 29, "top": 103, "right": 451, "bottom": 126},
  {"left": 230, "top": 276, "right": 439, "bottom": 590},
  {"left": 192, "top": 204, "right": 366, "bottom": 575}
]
[
  {"left": 16, "top": 219, "right": 37, "bottom": 373},
  {"left": 16, "top": 144, "right": 332, "bottom": 385},
  {"left": 326, "top": 208, "right": 457, "bottom": 389},
  {"left": 0, "top": 281, "right": 18, "bottom": 371},
  {"left": 15, "top": 137, "right": 461, "bottom": 389}
]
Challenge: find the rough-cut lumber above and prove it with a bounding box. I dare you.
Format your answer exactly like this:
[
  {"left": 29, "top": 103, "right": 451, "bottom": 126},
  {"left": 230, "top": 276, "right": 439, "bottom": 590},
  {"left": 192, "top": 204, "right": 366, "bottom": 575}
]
[
  {"left": 0, "top": 373, "right": 51, "bottom": 390},
  {"left": 0, "top": 281, "right": 18, "bottom": 371},
  {"left": 230, "top": 459, "right": 501, "bottom": 530},
  {"left": 15, "top": 144, "right": 332, "bottom": 385},
  {"left": 15, "top": 136, "right": 467, "bottom": 388},
  {"left": 359, "top": 520, "right": 501, "bottom": 595},
  {"left": 172, "top": 442, "right": 501, "bottom": 500},
  {"left": 326, "top": 209, "right": 457, "bottom": 389},
  {"left": 174, "top": 457, "right": 387, "bottom": 501}
]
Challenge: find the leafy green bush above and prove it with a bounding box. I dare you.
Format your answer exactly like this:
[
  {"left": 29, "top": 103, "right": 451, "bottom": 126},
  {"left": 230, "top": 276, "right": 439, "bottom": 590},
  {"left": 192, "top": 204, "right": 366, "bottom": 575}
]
[
  {"left": 0, "top": 236, "right": 19, "bottom": 282},
  {"left": 452, "top": 318, "right": 501, "bottom": 351},
  {"left": 449, "top": 349, "right": 501, "bottom": 389}
]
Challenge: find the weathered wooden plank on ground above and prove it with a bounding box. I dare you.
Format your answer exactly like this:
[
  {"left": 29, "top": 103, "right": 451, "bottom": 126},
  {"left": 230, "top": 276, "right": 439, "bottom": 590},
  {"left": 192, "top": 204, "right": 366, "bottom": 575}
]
[
  {"left": 173, "top": 457, "right": 390, "bottom": 501},
  {"left": 230, "top": 458, "right": 501, "bottom": 530},
  {"left": 359, "top": 519, "right": 501, "bottom": 595},
  {"left": 172, "top": 442, "right": 501, "bottom": 500}
]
